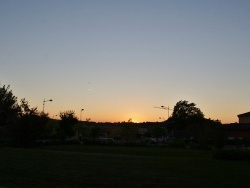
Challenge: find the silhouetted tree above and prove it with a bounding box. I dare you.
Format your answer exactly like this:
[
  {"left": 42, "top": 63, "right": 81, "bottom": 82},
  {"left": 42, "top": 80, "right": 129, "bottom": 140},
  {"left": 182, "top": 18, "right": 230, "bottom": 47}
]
[
  {"left": 168, "top": 100, "right": 204, "bottom": 129},
  {"left": 11, "top": 99, "right": 49, "bottom": 147},
  {"left": 171, "top": 100, "right": 204, "bottom": 121},
  {"left": 0, "top": 85, "right": 20, "bottom": 143},
  {"left": 166, "top": 100, "right": 223, "bottom": 148},
  {"left": 0, "top": 85, "right": 20, "bottom": 127},
  {"left": 19, "top": 98, "right": 38, "bottom": 116},
  {"left": 58, "top": 110, "right": 78, "bottom": 141}
]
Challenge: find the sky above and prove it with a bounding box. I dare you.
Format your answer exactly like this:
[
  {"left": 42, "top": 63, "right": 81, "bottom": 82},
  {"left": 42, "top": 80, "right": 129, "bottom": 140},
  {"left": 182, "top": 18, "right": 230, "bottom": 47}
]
[{"left": 1, "top": 0, "right": 250, "bottom": 123}]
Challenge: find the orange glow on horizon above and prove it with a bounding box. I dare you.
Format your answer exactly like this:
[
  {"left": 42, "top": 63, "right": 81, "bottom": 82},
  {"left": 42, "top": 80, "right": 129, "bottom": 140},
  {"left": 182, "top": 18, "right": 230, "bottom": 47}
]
[
  {"left": 48, "top": 110, "right": 238, "bottom": 124},
  {"left": 45, "top": 102, "right": 239, "bottom": 124}
]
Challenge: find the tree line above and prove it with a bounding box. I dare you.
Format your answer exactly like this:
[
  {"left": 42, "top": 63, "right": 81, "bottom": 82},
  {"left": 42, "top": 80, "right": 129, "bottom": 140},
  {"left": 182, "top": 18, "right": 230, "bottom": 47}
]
[
  {"left": 0, "top": 85, "right": 78, "bottom": 146},
  {"left": 0, "top": 84, "right": 224, "bottom": 148}
]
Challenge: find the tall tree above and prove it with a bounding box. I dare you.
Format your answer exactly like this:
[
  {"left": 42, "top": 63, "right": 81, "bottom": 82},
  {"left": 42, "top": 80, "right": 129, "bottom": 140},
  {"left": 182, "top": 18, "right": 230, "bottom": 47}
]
[
  {"left": 0, "top": 85, "right": 20, "bottom": 127},
  {"left": 167, "top": 100, "right": 223, "bottom": 148},
  {"left": 0, "top": 84, "right": 50, "bottom": 146},
  {"left": 12, "top": 99, "right": 49, "bottom": 146},
  {"left": 171, "top": 100, "right": 204, "bottom": 122}
]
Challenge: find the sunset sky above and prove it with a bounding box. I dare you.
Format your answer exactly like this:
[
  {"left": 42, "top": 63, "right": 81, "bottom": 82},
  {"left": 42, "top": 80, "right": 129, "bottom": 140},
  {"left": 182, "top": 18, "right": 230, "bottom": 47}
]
[{"left": 1, "top": 0, "right": 250, "bottom": 123}]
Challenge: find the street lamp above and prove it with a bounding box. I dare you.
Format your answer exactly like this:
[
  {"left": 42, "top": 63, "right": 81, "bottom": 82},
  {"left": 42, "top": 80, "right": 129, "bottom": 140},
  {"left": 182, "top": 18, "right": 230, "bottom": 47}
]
[
  {"left": 80, "top": 108, "right": 84, "bottom": 121},
  {"left": 160, "top": 105, "right": 172, "bottom": 119},
  {"left": 154, "top": 105, "right": 172, "bottom": 119},
  {"left": 43, "top": 98, "right": 53, "bottom": 114}
]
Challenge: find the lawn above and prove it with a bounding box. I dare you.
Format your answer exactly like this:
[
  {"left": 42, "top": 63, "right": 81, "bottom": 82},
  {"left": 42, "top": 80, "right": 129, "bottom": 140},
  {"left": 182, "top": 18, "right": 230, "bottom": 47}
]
[{"left": 0, "top": 145, "right": 250, "bottom": 187}]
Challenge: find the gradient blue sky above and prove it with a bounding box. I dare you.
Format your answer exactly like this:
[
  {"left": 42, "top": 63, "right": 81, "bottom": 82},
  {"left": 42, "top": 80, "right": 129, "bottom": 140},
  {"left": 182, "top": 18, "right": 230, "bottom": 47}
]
[{"left": 1, "top": 0, "right": 250, "bottom": 123}]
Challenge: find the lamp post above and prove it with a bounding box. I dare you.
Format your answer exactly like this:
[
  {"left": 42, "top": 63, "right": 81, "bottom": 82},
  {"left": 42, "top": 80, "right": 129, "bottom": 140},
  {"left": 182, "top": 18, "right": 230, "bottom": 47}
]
[
  {"left": 160, "top": 105, "right": 172, "bottom": 119},
  {"left": 43, "top": 98, "right": 53, "bottom": 114},
  {"left": 154, "top": 105, "right": 172, "bottom": 119},
  {"left": 80, "top": 109, "right": 84, "bottom": 121}
]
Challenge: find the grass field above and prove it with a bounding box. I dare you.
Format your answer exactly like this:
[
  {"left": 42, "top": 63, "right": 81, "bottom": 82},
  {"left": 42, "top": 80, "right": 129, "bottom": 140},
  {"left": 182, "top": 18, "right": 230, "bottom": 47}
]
[{"left": 0, "top": 145, "right": 250, "bottom": 188}]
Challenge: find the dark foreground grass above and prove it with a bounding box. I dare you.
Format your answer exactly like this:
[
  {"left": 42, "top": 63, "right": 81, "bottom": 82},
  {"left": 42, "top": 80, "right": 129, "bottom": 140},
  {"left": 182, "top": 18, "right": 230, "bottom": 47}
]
[{"left": 0, "top": 145, "right": 250, "bottom": 188}]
